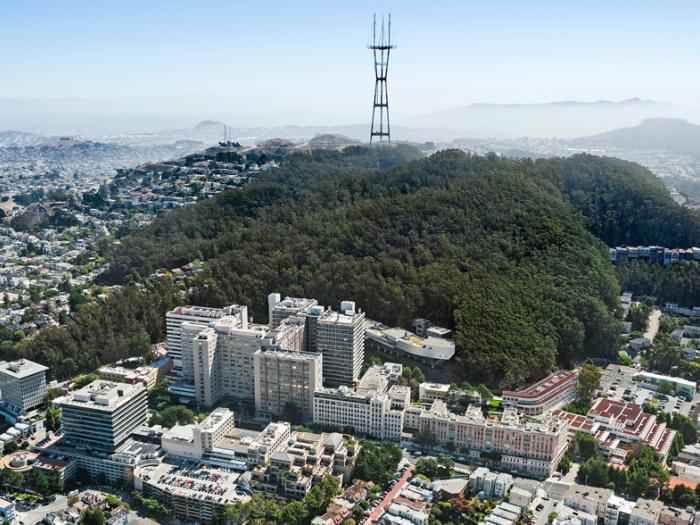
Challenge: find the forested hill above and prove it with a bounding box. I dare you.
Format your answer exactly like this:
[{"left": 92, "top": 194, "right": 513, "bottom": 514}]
[
  {"left": 100, "top": 146, "right": 629, "bottom": 387},
  {"left": 533, "top": 154, "right": 700, "bottom": 247}
]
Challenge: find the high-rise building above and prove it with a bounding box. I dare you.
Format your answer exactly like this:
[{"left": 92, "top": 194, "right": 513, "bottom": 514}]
[
  {"left": 267, "top": 294, "right": 317, "bottom": 329},
  {"left": 192, "top": 328, "right": 220, "bottom": 407},
  {"left": 58, "top": 380, "right": 148, "bottom": 453},
  {"left": 218, "top": 323, "right": 266, "bottom": 401},
  {"left": 166, "top": 304, "right": 248, "bottom": 374},
  {"left": 254, "top": 349, "right": 322, "bottom": 419},
  {"left": 314, "top": 301, "right": 365, "bottom": 387},
  {"left": 0, "top": 359, "right": 48, "bottom": 416}
]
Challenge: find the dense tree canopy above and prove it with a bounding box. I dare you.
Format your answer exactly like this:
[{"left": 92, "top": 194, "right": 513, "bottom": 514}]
[{"left": 95, "top": 148, "right": 632, "bottom": 386}]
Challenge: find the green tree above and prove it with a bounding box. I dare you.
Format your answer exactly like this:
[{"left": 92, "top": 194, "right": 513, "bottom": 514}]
[
  {"left": 81, "top": 507, "right": 106, "bottom": 525},
  {"left": 576, "top": 363, "right": 602, "bottom": 405},
  {"left": 658, "top": 379, "right": 673, "bottom": 396},
  {"left": 576, "top": 433, "right": 599, "bottom": 461},
  {"left": 415, "top": 458, "right": 439, "bottom": 479}
]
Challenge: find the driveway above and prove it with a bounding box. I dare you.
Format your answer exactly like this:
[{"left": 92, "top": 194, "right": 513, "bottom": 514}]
[{"left": 644, "top": 308, "right": 661, "bottom": 342}]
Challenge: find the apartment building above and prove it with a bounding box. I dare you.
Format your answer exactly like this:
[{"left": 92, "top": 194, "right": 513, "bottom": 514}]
[
  {"left": 310, "top": 301, "right": 366, "bottom": 387},
  {"left": 254, "top": 349, "right": 322, "bottom": 419},
  {"left": 418, "top": 401, "right": 568, "bottom": 479},
  {"left": 0, "top": 359, "right": 48, "bottom": 416},
  {"left": 58, "top": 380, "right": 148, "bottom": 453},
  {"left": 502, "top": 369, "right": 578, "bottom": 416},
  {"left": 313, "top": 363, "right": 409, "bottom": 440}
]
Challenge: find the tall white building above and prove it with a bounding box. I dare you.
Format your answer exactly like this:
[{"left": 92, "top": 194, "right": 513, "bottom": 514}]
[
  {"left": 254, "top": 349, "right": 322, "bottom": 419},
  {"left": 0, "top": 359, "right": 48, "bottom": 416},
  {"left": 166, "top": 304, "right": 248, "bottom": 374},
  {"left": 309, "top": 301, "right": 365, "bottom": 387}
]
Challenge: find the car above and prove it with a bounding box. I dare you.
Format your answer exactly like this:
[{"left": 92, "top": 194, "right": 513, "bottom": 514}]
[
  {"left": 536, "top": 504, "right": 544, "bottom": 512},
  {"left": 364, "top": 511, "right": 371, "bottom": 517}
]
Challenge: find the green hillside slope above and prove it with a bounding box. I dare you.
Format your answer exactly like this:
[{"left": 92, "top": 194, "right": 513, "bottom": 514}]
[{"left": 100, "top": 147, "right": 623, "bottom": 387}]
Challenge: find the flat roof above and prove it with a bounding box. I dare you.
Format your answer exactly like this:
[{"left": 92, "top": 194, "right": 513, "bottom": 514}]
[
  {"left": 637, "top": 371, "right": 697, "bottom": 388},
  {"left": 0, "top": 359, "right": 48, "bottom": 379},
  {"left": 59, "top": 380, "right": 145, "bottom": 411}
]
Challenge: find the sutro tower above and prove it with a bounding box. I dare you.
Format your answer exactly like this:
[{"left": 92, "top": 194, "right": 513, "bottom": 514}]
[{"left": 368, "top": 13, "right": 395, "bottom": 145}]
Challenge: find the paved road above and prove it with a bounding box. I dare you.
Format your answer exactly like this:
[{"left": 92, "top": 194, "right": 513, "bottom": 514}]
[
  {"left": 368, "top": 467, "right": 413, "bottom": 523},
  {"left": 644, "top": 308, "right": 661, "bottom": 342}
]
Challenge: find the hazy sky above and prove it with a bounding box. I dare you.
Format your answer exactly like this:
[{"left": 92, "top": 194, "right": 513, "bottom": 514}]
[{"left": 2, "top": 0, "right": 700, "bottom": 128}]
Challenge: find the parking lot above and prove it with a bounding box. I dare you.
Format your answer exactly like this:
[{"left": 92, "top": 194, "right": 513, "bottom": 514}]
[{"left": 602, "top": 367, "right": 692, "bottom": 417}]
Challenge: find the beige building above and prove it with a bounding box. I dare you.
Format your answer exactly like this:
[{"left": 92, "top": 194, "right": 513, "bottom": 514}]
[
  {"left": 313, "top": 363, "right": 409, "bottom": 440},
  {"left": 418, "top": 401, "right": 568, "bottom": 479}
]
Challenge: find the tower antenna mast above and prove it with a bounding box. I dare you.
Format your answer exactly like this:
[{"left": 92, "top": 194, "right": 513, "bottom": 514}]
[{"left": 368, "top": 13, "right": 395, "bottom": 145}]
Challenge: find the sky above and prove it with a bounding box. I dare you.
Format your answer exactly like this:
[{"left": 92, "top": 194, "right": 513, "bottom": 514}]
[{"left": 2, "top": 0, "right": 700, "bottom": 130}]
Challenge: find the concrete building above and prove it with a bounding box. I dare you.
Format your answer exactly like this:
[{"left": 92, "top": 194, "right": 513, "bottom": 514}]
[
  {"left": 0, "top": 359, "right": 48, "bottom": 416},
  {"left": 267, "top": 294, "right": 317, "bottom": 329},
  {"left": 502, "top": 369, "right": 578, "bottom": 416},
  {"left": 365, "top": 320, "right": 455, "bottom": 368},
  {"left": 161, "top": 408, "right": 236, "bottom": 460},
  {"left": 254, "top": 350, "right": 322, "bottom": 420},
  {"left": 418, "top": 402, "right": 568, "bottom": 479},
  {"left": 630, "top": 500, "right": 663, "bottom": 525},
  {"left": 634, "top": 372, "right": 697, "bottom": 399},
  {"left": 418, "top": 382, "right": 451, "bottom": 405},
  {"left": 313, "top": 363, "right": 408, "bottom": 440},
  {"left": 310, "top": 301, "right": 366, "bottom": 387},
  {"left": 564, "top": 485, "right": 614, "bottom": 520},
  {"left": 58, "top": 380, "right": 148, "bottom": 452},
  {"left": 165, "top": 304, "right": 248, "bottom": 373}
]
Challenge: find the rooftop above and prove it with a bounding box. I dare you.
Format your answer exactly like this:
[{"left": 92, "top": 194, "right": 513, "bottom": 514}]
[
  {"left": 0, "top": 359, "right": 48, "bottom": 379},
  {"left": 503, "top": 369, "right": 577, "bottom": 399},
  {"left": 58, "top": 380, "right": 145, "bottom": 411}
]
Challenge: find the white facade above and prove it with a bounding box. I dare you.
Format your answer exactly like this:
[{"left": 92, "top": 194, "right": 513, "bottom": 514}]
[
  {"left": 313, "top": 363, "right": 409, "bottom": 440},
  {"left": 0, "top": 359, "right": 48, "bottom": 415}
]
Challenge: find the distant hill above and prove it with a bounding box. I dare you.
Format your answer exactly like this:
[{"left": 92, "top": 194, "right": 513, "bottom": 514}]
[
  {"left": 406, "top": 98, "right": 689, "bottom": 138},
  {"left": 574, "top": 118, "right": 700, "bottom": 157},
  {"left": 0, "top": 139, "right": 205, "bottom": 175}
]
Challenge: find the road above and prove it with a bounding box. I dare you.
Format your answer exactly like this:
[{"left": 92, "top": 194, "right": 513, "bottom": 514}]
[
  {"left": 368, "top": 467, "right": 413, "bottom": 523},
  {"left": 644, "top": 308, "right": 661, "bottom": 342}
]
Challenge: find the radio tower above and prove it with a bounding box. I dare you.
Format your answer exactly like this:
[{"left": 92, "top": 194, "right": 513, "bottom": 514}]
[{"left": 369, "top": 13, "right": 395, "bottom": 145}]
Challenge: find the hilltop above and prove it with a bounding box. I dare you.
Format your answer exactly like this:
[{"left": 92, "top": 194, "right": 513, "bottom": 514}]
[
  {"left": 574, "top": 117, "right": 700, "bottom": 157},
  {"left": 99, "top": 146, "right": 629, "bottom": 387}
]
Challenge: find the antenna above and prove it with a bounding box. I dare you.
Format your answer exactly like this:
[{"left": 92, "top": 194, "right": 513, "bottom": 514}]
[{"left": 368, "top": 13, "right": 396, "bottom": 145}]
